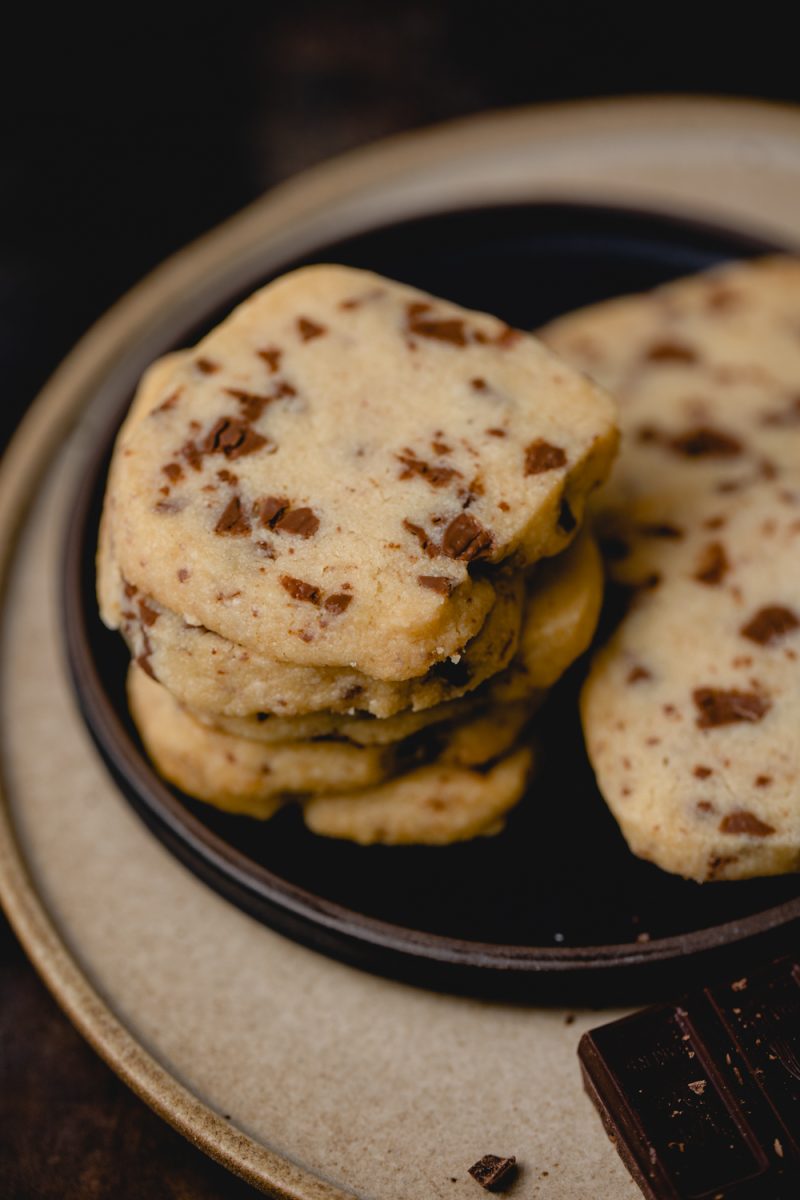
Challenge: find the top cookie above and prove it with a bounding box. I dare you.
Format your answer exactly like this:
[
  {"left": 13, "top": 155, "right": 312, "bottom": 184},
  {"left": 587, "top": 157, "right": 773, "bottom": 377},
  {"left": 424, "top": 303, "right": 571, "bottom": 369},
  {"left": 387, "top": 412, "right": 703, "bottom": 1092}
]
[{"left": 103, "top": 265, "right": 617, "bottom": 680}]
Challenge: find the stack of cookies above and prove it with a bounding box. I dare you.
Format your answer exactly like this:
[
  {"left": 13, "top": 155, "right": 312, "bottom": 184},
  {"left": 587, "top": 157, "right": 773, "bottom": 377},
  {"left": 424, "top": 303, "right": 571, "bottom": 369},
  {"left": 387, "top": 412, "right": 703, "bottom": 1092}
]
[
  {"left": 97, "top": 265, "right": 617, "bottom": 844},
  {"left": 541, "top": 256, "right": 800, "bottom": 880}
]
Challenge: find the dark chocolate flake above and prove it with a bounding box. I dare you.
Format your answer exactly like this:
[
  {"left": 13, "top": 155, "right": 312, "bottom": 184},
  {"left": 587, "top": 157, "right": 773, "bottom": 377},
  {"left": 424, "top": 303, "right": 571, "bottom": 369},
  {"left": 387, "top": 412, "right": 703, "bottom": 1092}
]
[
  {"left": 162, "top": 462, "right": 183, "bottom": 483},
  {"left": 258, "top": 346, "right": 282, "bottom": 373},
  {"left": 719, "top": 810, "right": 776, "bottom": 837},
  {"left": 397, "top": 450, "right": 462, "bottom": 489},
  {"left": 418, "top": 575, "right": 456, "bottom": 596},
  {"left": 204, "top": 417, "right": 268, "bottom": 460},
  {"left": 195, "top": 356, "right": 220, "bottom": 374},
  {"left": 274, "top": 506, "right": 320, "bottom": 538},
  {"left": 693, "top": 541, "right": 730, "bottom": 586},
  {"left": 214, "top": 496, "right": 251, "bottom": 536},
  {"left": 138, "top": 599, "right": 159, "bottom": 627},
  {"left": 741, "top": 606, "right": 800, "bottom": 646},
  {"left": 223, "top": 387, "right": 272, "bottom": 422},
  {"left": 407, "top": 302, "right": 469, "bottom": 346},
  {"left": 280, "top": 575, "right": 321, "bottom": 604},
  {"left": 255, "top": 496, "right": 289, "bottom": 528},
  {"left": 297, "top": 316, "right": 326, "bottom": 342},
  {"left": 153, "top": 387, "right": 182, "bottom": 415},
  {"left": 441, "top": 512, "right": 494, "bottom": 562},
  {"left": 402, "top": 518, "right": 435, "bottom": 555},
  {"left": 627, "top": 665, "right": 652, "bottom": 684},
  {"left": 324, "top": 593, "right": 352, "bottom": 615},
  {"left": 693, "top": 687, "right": 770, "bottom": 728},
  {"left": 669, "top": 427, "right": 743, "bottom": 458},
  {"left": 644, "top": 339, "right": 699, "bottom": 364},
  {"left": 467, "top": 1155, "right": 517, "bottom": 1192},
  {"left": 524, "top": 440, "right": 567, "bottom": 476}
]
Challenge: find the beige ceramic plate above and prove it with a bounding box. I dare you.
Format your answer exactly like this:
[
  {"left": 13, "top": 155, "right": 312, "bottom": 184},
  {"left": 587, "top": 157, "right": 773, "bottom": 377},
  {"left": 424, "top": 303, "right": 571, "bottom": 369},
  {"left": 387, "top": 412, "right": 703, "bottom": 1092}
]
[{"left": 4, "top": 97, "right": 800, "bottom": 1198}]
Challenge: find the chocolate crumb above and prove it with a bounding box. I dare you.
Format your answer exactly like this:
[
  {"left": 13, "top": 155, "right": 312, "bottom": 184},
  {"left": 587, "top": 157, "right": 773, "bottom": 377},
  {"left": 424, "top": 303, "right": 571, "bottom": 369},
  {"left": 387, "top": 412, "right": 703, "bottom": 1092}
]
[
  {"left": 467, "top": 1155, "right": 517, "bottom": 1191},
  {"left": 693, "top": 765, "right": 713, "bottom": 779},
  {"left": 627, "top": 665, "right": 652, "bottom": 684}
]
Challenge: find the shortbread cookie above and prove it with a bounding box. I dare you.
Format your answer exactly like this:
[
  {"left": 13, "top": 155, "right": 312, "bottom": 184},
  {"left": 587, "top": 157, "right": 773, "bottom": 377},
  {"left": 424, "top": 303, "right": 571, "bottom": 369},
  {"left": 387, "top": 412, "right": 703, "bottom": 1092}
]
[
  {"left": 128, "top": 664, "right": 391, "bottom": 814},
  {"left": 129, "top": 662, "right": 534, "bottom": 816},
  {"left": 541, "top": 256, "right": 800, "bottom": 543},
  {"left": 581, "top": 481, "right": 800, "bottom": 881},
  {"left": 101, "top": 264, "right": 617, "bottom": 680},
  {"left": 303, "top": 749, "right": 533, "bottom": 845},
  {"left": 113, "top": 568, "right": 524, "bottom": 719},
  {"left": 190, "top": 694, "right": 485, "bottom": 746},
  {"left": 194, "top": 529, "right": 599, "bottom": 736},
  {"left": 490, "top": 527, "right": 603, "bottom": 700}
]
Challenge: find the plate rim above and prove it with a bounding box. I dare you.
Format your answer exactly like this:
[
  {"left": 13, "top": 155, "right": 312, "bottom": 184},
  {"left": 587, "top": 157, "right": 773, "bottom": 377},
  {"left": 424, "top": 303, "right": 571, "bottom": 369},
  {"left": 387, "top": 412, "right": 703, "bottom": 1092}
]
[
  {"left": 63, "top": 197, "right": 800, "bottom": 990},
  {"left": 4, "top": 96, "right": 800, "bottom": 1195}
]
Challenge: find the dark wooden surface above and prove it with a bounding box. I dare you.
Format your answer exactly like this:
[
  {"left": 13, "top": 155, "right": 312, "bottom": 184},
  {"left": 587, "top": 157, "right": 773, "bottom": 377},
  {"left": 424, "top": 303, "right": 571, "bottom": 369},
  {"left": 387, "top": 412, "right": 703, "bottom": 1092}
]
[{"left": 2, "top": 7, "right": 800, "bottom": 1197}]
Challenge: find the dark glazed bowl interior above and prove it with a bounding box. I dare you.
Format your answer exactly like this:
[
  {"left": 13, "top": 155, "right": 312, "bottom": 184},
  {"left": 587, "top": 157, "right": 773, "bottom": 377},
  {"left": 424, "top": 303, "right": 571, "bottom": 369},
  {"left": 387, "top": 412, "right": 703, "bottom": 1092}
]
[{"left": 64, "top": 202, "right": 800, "bottom": 1004}]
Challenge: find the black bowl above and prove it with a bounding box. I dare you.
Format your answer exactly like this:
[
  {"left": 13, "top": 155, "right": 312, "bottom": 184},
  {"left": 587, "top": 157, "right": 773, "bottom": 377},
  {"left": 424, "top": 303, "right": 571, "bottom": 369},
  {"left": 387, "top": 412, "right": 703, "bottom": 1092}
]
[{"left": 64, "top": 201, "right": 800, "bottom": 1004}]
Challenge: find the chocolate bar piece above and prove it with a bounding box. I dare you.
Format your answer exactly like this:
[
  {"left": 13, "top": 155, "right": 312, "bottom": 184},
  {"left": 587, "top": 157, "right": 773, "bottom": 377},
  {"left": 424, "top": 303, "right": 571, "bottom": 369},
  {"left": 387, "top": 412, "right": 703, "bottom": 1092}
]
[
  {"left": 579, "top": 956, "right": 800, "bottom": 1199},
  {"left": 467, "top": 1155, "right": 517, "bottom": 1191}
]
